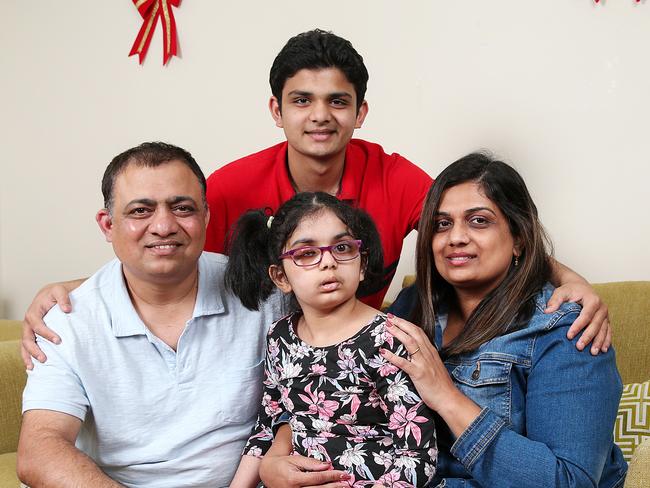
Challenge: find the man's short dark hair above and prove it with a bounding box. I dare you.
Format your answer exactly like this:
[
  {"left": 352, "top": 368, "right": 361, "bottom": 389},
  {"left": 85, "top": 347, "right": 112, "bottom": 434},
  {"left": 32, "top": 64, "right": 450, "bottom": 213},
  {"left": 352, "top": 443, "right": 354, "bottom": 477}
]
[
  {"left": 269, "top": 29, "right": 369, "bottom": 111},
  {"left": 101, "top": 142, "right": 206, "bottom": 212}
]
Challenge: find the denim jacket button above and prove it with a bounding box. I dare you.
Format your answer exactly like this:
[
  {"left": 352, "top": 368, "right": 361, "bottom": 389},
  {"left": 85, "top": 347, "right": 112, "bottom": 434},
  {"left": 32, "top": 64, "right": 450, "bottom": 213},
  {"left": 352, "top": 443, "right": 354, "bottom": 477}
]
[{"left": 471, "top": 361, "right": 481, "bottom": 380}]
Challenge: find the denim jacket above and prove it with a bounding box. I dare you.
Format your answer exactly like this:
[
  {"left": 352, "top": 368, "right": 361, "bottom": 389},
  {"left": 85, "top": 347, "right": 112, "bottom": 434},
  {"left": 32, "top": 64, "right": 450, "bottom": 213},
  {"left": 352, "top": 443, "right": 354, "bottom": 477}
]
[{"left": 388, "top": 283, "right": 627, "bottom": 488}]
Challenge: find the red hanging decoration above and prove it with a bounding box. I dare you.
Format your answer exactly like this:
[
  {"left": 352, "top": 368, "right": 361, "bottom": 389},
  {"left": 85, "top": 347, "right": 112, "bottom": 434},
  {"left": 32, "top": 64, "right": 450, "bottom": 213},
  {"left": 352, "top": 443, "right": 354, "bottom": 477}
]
[{"left": 129, "top": 0, "right": 181, "bottom": 65}]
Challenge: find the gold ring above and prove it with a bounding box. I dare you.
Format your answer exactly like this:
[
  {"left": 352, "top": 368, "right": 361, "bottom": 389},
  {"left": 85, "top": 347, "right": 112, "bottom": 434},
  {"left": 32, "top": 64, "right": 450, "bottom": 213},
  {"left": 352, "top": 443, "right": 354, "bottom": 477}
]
[{"left": 409, "top": 347, "right": 421, "bottom": 358}]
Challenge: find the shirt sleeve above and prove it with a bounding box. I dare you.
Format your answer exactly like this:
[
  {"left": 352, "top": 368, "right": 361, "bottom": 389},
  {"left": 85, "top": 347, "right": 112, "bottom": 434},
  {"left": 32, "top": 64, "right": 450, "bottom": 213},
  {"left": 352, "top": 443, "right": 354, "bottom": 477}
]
[
  {"left": 372, "top": 327, "right": 437, "bottom": 486},
  {"left": 242, "top": 334, "right": 286, "bottom": 458},
  {"left": 388, "top": 156, "right": 433, "bottom": 234},
  {"left": 22, "top": 308, "right": 89, "bottom": 420},
  {"left": 204, "top": 170, "right": 229, "bottom": 254},
  {"left": 448, "top": 311, "right": 623, "bottom": 488}
]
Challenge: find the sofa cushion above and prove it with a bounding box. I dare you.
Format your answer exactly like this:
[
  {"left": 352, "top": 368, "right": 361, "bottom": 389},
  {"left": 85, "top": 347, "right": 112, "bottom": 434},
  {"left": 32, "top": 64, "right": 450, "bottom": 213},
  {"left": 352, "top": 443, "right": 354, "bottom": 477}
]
[
  {"left": 0, "top": 340, "right": 25, "bottom": 454},
  {"left": 625, "top": 437, "right": 650, "bottom": 488},
  {"left": 0, "top": 451, "right": 18, "bottom": 487},
  {"left": 614, "top": 380, "right": 650, "bottom": 462}
]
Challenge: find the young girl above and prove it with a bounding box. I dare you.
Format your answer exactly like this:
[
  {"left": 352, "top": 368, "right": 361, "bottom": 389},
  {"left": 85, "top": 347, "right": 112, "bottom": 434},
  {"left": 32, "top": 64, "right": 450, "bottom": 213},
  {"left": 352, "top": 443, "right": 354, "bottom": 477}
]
[{"left": 226, "top": 192, "right": 436, "bottom": 487}]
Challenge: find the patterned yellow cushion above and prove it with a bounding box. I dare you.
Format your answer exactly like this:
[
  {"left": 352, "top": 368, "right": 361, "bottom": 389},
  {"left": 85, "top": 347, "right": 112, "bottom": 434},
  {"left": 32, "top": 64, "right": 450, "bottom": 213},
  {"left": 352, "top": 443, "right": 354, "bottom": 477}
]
[{"left": 614, "top": 380, "right": 650, "bottom": 462}]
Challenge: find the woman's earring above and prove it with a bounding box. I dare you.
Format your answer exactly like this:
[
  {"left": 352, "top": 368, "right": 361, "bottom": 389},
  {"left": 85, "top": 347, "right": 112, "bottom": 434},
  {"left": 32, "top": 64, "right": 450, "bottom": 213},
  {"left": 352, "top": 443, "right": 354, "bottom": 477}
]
[{"left": 514, "top": 255, "right": 519, "bottom": 267}]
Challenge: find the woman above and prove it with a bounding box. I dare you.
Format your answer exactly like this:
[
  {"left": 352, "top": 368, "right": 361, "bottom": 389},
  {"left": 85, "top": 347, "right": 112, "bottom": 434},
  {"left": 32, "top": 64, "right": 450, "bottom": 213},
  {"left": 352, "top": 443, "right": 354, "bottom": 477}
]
[{"left": 380, "top": 152, "right": 627, "bottom": 487}]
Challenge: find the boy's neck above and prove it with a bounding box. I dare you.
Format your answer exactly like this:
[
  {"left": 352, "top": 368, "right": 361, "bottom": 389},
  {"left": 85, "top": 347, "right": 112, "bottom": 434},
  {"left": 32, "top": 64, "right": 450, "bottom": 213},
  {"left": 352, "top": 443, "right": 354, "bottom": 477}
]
[{"left": 286, "top": 146, "right": 346, "bottom": 195}]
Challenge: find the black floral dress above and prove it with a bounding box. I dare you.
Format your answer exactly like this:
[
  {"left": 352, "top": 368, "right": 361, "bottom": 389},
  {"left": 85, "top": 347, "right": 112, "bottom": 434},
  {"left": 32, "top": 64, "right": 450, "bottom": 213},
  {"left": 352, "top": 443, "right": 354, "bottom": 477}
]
[{"left": 243, "top": 312, "right": 437, "bottom": 487}]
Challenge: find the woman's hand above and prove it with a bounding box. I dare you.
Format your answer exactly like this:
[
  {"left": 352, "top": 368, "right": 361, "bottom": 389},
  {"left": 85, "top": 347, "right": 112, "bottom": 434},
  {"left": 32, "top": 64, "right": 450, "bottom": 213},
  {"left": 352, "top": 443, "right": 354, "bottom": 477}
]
[{"left": 380, "top": 314, "right": 482, "bottom": 437}]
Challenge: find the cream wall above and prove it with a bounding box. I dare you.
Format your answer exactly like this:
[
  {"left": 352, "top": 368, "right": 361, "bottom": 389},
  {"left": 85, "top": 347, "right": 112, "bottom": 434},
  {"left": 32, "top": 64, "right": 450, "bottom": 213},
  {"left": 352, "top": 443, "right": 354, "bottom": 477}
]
[{"left": 1, "top": 1, "right": 649, "bottom": 319}]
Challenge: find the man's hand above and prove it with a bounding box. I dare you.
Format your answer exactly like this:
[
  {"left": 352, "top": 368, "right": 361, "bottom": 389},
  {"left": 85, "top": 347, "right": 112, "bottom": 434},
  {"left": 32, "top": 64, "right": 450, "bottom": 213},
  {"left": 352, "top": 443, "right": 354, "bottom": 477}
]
[
  {"left": 22, "top": 279, "right": 85, "bottom": 369},
  {"left": 259, "top": 454, "right": 350, "bottom": 488},
  {"left": 545, "top": 281, "right": 611, "bottom": 355}
]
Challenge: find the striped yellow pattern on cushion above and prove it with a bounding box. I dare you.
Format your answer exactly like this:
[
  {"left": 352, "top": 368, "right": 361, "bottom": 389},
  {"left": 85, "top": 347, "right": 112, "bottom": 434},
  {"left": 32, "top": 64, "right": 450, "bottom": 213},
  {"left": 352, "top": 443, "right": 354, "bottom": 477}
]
[{"left": 614, "top": 380, "right": 650, "bottom": 462}]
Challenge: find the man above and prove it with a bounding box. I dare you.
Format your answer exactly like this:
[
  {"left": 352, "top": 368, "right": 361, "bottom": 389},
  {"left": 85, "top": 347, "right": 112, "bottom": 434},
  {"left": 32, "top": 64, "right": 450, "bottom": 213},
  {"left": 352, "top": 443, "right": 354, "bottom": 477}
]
[
  {"left": 22, "top": 30, "right": 610, "bottom": 366},
  {"left": 17, "top": 143, "right": 292, "bottom": 487}
]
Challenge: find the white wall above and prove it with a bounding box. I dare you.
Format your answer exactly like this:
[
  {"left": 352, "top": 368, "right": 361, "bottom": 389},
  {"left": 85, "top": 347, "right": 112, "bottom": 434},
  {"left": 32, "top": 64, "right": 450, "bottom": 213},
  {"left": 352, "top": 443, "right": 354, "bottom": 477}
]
[{"left": 1, "top": 0, "right": 649, "bottom": 319}]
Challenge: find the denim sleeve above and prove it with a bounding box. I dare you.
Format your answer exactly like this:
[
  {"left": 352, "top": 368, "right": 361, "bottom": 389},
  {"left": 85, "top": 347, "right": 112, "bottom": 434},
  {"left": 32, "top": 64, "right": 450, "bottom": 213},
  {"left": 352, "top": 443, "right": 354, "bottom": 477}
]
[{"left": 449, "top": 311, "right": 623, "bottom": 488}]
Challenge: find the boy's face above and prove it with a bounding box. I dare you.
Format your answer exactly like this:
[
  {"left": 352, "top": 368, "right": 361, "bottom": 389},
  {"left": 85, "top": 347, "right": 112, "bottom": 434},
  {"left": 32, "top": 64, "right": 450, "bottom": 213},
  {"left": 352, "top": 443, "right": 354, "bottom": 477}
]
[{"left": 269, "top": 67, "right": 368, "bottom": 165}]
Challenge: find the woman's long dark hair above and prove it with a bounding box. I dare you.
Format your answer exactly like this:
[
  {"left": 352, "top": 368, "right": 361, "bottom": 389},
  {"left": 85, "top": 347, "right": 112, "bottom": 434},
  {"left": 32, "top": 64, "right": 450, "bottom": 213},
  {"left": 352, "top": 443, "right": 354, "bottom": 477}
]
[
  {"left": 413, "top": 152, "right": 553, "bottom": 355},
  {"left": 225, "top": 192, "right": 384, "bottom": 311}
]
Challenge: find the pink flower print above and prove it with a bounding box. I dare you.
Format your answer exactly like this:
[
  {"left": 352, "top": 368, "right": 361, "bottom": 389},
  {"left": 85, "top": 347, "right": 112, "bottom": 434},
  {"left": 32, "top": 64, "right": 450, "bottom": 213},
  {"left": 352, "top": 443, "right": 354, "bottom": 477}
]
[
  {"left": 333, "top": 386, "right": 363, "bottom": 415},
  {"left": 344, "top": 424, "right": 379, "bottom": 443},
  {"left": 367, "top": 388, "right": 382, "bottom": 409},
  {"left": 280, "top": 386, "right": 295, "bottom": 411},
  {"left": 298, "top": 381, "right": 340, "bottom": 420},
  {"left": 268, "top": 337, "right": 280, "bottom": 358},
  {"left": 388, "top": 402, "right": 429, "bottom": 445},
  {"left": 262, "top": 392, "right": 282, "bottom": 417},
  {"left": 377, "top": 470, "right": 414, "bottom": 488},
  {"left": 301, "top": 436, "right": 331, "bottom": 462},
  {"left": 336, "top": 413, "right": 357, "bottom": 425},
  {"left": 311, "top": 364, "right": 327, "bottom": 376},
  {"left": 372, "top": 450, "right": 393, "bottom": 469},
  {"left": 336, "top": 349, "right": 364, "bottom": 382},
  {"left": 368, "top": 354, "right": 399, "bottom": 377}
]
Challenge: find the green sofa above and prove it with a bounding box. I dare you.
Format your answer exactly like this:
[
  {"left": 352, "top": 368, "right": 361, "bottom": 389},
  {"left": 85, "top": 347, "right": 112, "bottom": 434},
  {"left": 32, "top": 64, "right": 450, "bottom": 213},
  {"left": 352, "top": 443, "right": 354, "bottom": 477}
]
[{"left": 1, "top": 282, "right": 648, "bottom": 486}]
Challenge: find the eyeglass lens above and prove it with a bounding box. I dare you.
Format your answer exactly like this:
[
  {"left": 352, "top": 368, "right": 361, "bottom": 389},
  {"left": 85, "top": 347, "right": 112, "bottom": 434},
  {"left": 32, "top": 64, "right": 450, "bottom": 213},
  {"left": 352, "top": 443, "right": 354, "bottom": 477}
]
[{"left": 291, "top": 240, "right": 361, "bottom": 266}]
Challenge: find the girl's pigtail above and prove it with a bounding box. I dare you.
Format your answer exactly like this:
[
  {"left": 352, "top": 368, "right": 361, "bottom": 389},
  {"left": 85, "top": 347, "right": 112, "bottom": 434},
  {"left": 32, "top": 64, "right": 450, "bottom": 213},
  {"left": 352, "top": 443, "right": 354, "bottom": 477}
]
[{"left": 225, "top": 210, "right": 275, "bottom": 310}]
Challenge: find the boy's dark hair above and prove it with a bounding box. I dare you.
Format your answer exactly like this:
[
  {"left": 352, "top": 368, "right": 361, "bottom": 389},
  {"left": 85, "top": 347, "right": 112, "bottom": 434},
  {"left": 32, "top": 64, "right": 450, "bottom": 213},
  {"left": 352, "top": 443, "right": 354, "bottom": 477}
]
[
  {"left": 225, "top": 192, "right": 384, "bottom": 311},
  {"left": 269, "top": 29, "right": 369, "bottom": 111},
  {"left": 102, "top": 142, "right": 206, "bottom": 212}
]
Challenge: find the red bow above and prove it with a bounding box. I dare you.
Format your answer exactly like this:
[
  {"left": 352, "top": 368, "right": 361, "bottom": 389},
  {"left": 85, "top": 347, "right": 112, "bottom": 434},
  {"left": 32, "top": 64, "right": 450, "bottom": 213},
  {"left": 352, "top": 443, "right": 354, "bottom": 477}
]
[{"left": 129, "top": 0, "right": 181, "bottom": 65}]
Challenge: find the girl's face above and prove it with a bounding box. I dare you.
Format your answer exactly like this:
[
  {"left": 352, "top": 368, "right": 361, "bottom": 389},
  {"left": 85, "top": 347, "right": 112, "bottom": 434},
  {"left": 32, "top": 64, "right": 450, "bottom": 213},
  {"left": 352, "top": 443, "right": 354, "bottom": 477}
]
[
  {"left": 270, "top": 209, "right": 365, "bottom": 313},
  {"left": 431, "top": 182, "right": 519, "bottom": 299}
]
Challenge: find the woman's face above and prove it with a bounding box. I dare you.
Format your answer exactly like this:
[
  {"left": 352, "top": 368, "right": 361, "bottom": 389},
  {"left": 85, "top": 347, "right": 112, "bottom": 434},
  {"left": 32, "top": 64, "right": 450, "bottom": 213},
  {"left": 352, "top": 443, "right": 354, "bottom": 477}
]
[{"left": 431, "top": 182, "right": 519, "bottom": 299}]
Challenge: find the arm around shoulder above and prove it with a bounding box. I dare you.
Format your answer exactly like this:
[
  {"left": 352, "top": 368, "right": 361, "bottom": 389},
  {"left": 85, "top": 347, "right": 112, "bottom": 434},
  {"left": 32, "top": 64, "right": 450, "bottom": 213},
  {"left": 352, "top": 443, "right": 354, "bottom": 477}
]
[{"left": 17, "top": 409, "right": 122, "bottom": 487}]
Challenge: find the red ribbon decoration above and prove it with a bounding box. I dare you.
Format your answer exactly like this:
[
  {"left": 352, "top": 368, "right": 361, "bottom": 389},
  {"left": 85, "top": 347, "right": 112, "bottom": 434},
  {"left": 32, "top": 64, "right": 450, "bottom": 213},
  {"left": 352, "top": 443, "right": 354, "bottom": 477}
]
[{"left": 129, "top": 0, "right": 181, "bottom": 65}]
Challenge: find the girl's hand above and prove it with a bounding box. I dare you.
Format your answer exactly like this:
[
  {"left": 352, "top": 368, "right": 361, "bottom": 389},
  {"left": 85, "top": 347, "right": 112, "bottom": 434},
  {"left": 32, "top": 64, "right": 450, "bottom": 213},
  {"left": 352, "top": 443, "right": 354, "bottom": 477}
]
[{"left": 380, "top": 314, "right": 482, "bottom": 437}]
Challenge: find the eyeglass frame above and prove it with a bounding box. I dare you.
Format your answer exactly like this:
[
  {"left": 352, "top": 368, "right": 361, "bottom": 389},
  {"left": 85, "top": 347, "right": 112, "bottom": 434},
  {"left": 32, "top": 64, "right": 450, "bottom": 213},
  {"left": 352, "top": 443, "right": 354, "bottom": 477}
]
[{"left": 278, "top": 239, "right": 364, "bottom": 267}]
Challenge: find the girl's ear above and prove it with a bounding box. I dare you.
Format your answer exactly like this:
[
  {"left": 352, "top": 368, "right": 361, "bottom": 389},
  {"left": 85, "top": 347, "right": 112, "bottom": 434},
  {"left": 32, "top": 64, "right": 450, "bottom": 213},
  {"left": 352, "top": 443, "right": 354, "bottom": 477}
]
[
  {"left": 359, "top": 254, "right": 367, "bottom": 282},
  {"left": 269, "top": 265, "right": 292, "bottom": 293}
]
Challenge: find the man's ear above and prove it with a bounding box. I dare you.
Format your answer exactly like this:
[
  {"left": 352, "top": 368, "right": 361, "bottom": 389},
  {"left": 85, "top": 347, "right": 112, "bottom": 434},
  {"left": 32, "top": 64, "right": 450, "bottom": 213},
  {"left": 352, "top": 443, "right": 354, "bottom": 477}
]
[
  {"left": 204, "top": 206, "right": 210, "bottom": 229},
  {"left": 269, "top": 265, "right": 292, "bottom": 294},
  {"left": 354, "top": 100, "right": 369, "bottom": 129},
  {"left": 96, "top": 209, "right": 113, "bottom": 243},
  {"left": 269, "top": 97, "right": 283, "bottom": 128}
]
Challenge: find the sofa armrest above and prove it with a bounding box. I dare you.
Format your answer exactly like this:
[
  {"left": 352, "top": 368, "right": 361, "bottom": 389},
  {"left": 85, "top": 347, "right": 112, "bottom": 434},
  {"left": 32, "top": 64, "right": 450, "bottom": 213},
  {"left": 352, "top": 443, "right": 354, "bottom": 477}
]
[
  {"left": 625, "top": 436, "right": 650, "bottom": 488},
  {"left": 0, "top": 320, "right": 22, "bottom": 342},
  {"left": 0, "top": 340, "right": 26, "bottom": 454}
]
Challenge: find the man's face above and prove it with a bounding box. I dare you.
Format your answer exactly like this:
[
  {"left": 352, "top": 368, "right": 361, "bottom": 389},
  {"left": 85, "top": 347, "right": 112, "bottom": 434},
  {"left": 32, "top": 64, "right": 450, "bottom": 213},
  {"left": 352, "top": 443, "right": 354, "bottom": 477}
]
[
  {"left": 96, "top": 160, "right": 209, "bottom": 286},
  {"left": 270, "top": 67, "right": 368, "bottom": 164}
]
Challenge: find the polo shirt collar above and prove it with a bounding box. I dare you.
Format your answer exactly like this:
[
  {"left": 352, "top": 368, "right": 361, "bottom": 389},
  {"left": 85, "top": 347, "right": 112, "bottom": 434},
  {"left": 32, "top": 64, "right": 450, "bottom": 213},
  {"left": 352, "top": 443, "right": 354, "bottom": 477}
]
[
  {"left": 338, "top": 140, "right": 365, "bottom": 202},
  {"left": 109, "top": 254, "right": 224, "bottom": 338},
  {"left": 275, "top": 139, "right": 365, "bottom": 203}
]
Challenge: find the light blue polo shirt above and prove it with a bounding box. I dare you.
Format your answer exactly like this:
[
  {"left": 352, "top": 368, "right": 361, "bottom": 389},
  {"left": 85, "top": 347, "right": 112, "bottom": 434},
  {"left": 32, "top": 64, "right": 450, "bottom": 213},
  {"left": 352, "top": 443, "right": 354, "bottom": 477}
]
[{"left": 23, "top": 252, "right": 284, "bottom": 487}]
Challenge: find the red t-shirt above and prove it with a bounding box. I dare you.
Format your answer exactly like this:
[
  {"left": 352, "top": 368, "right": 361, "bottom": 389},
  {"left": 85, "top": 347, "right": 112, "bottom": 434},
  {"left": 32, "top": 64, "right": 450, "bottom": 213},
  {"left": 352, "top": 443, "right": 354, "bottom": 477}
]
[{"left": 205, "top": 139, "right": 433, "bottom": 308}]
